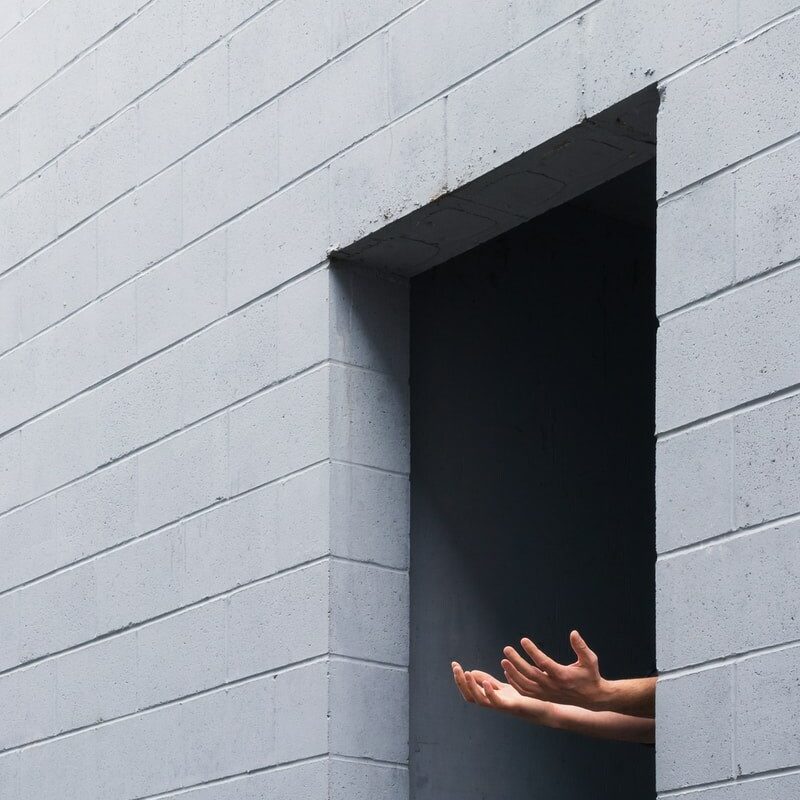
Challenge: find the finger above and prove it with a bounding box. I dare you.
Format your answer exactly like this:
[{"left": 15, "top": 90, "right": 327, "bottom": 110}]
[
  {"left": 469, "top": 669, "right": 501, "bottom": 690},
  {"left": 483, "top": 680, "right": 509, "bottom": 709},
  {"left": 502, "top": 659, "right": 545, "bottom": 698},
  {"left": 503, "top": 646, "right": 551, "bottom": 684},
  {"left": 466, "top": 671, "right": 492, "bottom": 707},
  {"left": 520, "top": 638, "right": 565, "bottom": 678},
  {"left": 570, "top": 630, "right": 598, "bottom": 667},
  {"left": 451, "top": 662, "right": 472, "bottom": 702}
]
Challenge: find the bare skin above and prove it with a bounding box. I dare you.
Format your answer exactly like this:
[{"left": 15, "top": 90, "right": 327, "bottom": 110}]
[
  {"left": 501, "top": 630, "right": 656, "bottom": 718},
  {"left": 452, "top": 662, "right": 655, "bottom": 744}
]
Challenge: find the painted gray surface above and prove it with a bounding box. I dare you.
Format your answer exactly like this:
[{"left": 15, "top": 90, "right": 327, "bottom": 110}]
[
  {"left": 1, "top": 1, "right": 799, "bottom": 798},
  {"left": 409, "top": 168, "right": 656, "bottom": 799}
]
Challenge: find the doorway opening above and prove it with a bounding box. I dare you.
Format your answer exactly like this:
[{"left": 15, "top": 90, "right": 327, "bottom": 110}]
[{"left": 408, "top": 161, "right": 657, "bottom": 799}]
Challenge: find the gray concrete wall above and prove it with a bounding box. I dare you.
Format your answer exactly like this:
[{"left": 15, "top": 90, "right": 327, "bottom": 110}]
[
  {"left": 409, "top": 174, "right": 656, "bottom": 799},
  {"left": 0, "top": 2, "right": 798, "bottom": 798}
]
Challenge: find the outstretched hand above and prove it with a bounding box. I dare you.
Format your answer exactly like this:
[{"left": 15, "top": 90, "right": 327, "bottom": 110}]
[
  {"left": 451, "top": 662, "right": 552, "bottom": 723},
  {"left": 501, "top": 630, "right": 609, "bottom": 711}
]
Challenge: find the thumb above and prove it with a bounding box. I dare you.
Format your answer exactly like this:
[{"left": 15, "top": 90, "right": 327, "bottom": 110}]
[{"left": 570, "top": 630, "right": 597, "bottom": 666}]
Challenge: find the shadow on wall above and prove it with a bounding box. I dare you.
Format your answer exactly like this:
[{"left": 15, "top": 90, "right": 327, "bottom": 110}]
[{"left": 409, "top": 162, "right": 657, "bottom": 800}]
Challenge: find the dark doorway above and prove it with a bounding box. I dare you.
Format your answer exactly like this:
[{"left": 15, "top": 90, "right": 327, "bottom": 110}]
[{"left": 409, "top": 161, "right": 657, "bottom": 799}]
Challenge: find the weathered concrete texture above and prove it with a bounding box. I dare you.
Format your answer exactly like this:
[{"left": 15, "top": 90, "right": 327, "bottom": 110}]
[
  {"left": 657, "top": 521, "right": 800, "bottom": 670},
  {"left": 656, "top": 668, "right": 734, "bottom": 791},
  {"left": 1, "top": 0, "right": 799, "bottom": 797}
]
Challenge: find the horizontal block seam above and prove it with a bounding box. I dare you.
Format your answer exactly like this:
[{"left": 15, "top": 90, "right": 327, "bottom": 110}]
[
  {"left": 0, "top": 652, "right": 405, "bottom": 756},
  {"left": 657, "top": 383, "right": 800, "bottom": 441},
  {"left": 657, "top": 508, "right": 800, "bottom": 560},
  {"left": 659, "top": 637, "right": 800, "bottom": 681}
]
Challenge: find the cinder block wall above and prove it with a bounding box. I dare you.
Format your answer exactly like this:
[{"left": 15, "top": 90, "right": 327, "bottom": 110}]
[{"left": 0, "top": 2, "right": 798, "bottom": 798}]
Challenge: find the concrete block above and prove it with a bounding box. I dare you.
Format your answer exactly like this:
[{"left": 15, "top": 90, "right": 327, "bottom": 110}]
[
  {"left": 56, "top": 629, "right": 138, "bottom": 732},
  {"left": 656, "top": 668, "right": 734, "bottom": 791},
  {"left": 278, "top": 36, "right": 388, "bottom": 184},
  {"left": 137, "top": 600, "right": 226, "bottom": 708},
  {"left": 330, "top": 559, "right": 408, "bottom": 665},
  {"left": 18, "top": 221, "right": 97, "bottom": 341},
  {"left": 95, "top": 0, "right": 182, "bottom": 122},
  {"left": 18, "top": 281, "right": 136, "bottom": 430},
  {"left": 0, "top": 164, "right": 57, "bottom": 272},
  {"left": 0, "top": 346, "right": 35, "bottom": 436},
  {"left": 54, "top": 0, "right": 137, "bottom": 73},
  {"left": 96, "top": 166, "right": 182, "bottom": 294},
  {"left": 228, "top": 367, "right": 329, "bottom": 496},
  {"left": 0, "top": 107, "right": 20, "bottom": 195},
  {"left": 0, "top": 752, "right": 18, "bottom": 799},
  {"left": 182, "top": 266, "right": 329, "bottom": 422},
  {"left": 17, "top": 562, "right": 97, "bottom": 662},
  {"left": 229, "top": 0, "right": 331, "bottom": 120},
  {"left": 329, "top": 658, "right": 408, "bottom": 762},
  {"left": 136, "top": 413, "right": 228, "bottom": 534},
  {"left": 0, "top": 2, "right": 20, "bottom": 38},
  {"left": 0, "top": 660, "right": 57, "bottom": 751},
  {"left": 737, "top": 647, "right": 800, "bottom": 775},
  {"left": 735, "top": 139, "right": 800, "bottom": 282},
  {"left": 222, "top": 665, "right": 327, "bottom": 776},
  {"left": 739, "top": 0, "right": 800, "bottom": 35},
  {"left": 329, "top": 461, "right": 409, "bottom": 569},
  {"left": 180, "top": 0, "right": 232, "bottom": 61},
  {"left": 507, "top": 0, "right": 589, "bottom": 47},
  {"left": 0, "top": 591, "right": 20, "bottom": 671},
  {"left": 582, "top": 0, "right": 736, "bottom": 117},
  {"left": 329, "top": 266, "right": 409, "bottom": 378},
  {"left": 156, "top": 761, "right": 328, "bottom": 800},
  {"left": 226, "top": 561, "right": 329, "bottom": 680},
  {"left": 0, "top": 270, "right": 20, "bottom": 355},
  {"left": 388, "top": 0, "right": 513, "bottom": 119},
  {"left": 135, "top": 229, "right": 226, "bottom": 357},
  {"left": 657, "top": 521, "right": 800, "bottom": 669},
  {"left": 138, "top": 44, "right": 229, "bottom": 180},
  {"left": 56, "top": 106, "right": 139, "bottom": 233},
  {"left": 94, "top": 345, "right": 185, "bottom": 464},
  {"left": 271, "top": 661, "right": 329, "bottom": 764},
  {"left": 92, "top": 702, "right": 181, "bottom": 799},
  {"left": 333, "top": 0, "right": 415, "bottom": 50},
  {"left": 656, "top": 174, "right": 735, "bottom": 314},
  {"left": 659, "top": 14, "right": 800, "bottom": 195},
  {"left": 24, "top": 380, "right": 100, "bottom": 509},
  {"left": 330, "top": 363, "right": 410, "bottom": 474},
  {"left": 0, "top": 460, "right": 19, "bottom": 518},
  {"left": 0, "top": 494, "right": 58, "bottom": 593},
  {"left": 329, "top": 758, "right": 409, "bottom": 800},
  {"left": 446, "top": 20, "right": 582, "bottom": 190},
  {"left": 95, "top": 523, "right": 184, "bottom": 633},
  {"left": 656, "top": 419, "right": 733, "bottom": 552},
  {"left": 656, "top": 266, "right": 800, "bottom": 431},
  {"left": 18, "top": 713, "right": 98, "bottom": 800},
  {"left": 735, "top": 393, "right": 800, "bottom": 528},
  {"left": 19, "top": 52, "right": 97, "bottom": 178},
  {"left": 0, "top": 2, "right": 59, "bottom": 113},
  {"left": 56, "top": 457, "right": 138, "bottom": 567},
  {"left": 183, "top": 464, "right": 330, "bottom": 602},
  {"left": 330, "top": 100, "right": 446, "bottom": 250},
  {"left": 225, "top": 169, "right": 329, "bottom": 311},
  {"left": 182, "top": 104, "right": 279, "bottom": 244}
]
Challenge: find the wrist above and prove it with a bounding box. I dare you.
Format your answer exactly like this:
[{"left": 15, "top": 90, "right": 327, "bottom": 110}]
[{"left": 592, "top": 678, "right": 616, "bottom": 712}]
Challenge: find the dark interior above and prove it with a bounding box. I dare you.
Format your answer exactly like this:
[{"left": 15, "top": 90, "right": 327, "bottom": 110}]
[{"left": 409, "top": 161, "right": 657, "bottom": 800}]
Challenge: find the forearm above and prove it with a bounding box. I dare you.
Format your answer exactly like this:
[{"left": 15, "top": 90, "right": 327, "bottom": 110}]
[
  {"left": 512, "top": 697, "right": 654, "bottom": 743},
  {"left": 549, "top": 704, "right": 654, "bottom": 743},
  {"left": 594, "top": 677, "right": 656, "bottom": 718}
]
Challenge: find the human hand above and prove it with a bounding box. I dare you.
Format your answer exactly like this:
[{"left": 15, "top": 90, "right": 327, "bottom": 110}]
[
  {"left": 501, "top": 630, "right": 611, "bottom": 711},
  {"left": 451, "top": 661, "right": 553, "bottom": 724}
]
